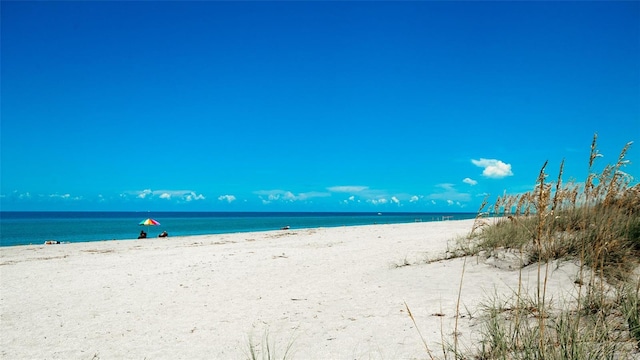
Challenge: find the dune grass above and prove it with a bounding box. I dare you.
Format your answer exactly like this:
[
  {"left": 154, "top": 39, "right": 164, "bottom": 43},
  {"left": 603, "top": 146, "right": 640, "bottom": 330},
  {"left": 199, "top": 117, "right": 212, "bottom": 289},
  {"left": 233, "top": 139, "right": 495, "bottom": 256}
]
[
  {"left": 440, "top": 134, "right": 640, "bottom": 359},
  {"left": 244, "top": 329, "right": 296, "bottom": 360}
]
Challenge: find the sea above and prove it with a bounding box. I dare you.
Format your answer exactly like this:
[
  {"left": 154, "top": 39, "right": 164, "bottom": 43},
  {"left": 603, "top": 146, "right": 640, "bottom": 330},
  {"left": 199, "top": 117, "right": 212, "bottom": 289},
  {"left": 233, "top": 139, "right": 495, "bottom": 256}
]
[{"left": 0, "top": 211, "right": 478, "bottom": 247}]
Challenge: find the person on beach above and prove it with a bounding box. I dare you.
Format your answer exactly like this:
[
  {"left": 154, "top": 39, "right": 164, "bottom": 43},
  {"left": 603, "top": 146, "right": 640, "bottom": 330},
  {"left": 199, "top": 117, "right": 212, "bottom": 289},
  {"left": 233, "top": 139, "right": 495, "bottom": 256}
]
[
  {"left": 158, "top": 231, "right": 168, "bottom": 238},
  {"left": 138, "top": 230, "right": 147, "bottom": 239}
]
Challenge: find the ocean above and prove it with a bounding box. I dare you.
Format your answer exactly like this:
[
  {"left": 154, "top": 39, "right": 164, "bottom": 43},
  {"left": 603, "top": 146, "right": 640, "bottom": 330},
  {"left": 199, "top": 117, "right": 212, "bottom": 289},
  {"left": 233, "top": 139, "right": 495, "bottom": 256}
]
[{"left": 0, "top": 211, "right": 478, "bottom": 247}]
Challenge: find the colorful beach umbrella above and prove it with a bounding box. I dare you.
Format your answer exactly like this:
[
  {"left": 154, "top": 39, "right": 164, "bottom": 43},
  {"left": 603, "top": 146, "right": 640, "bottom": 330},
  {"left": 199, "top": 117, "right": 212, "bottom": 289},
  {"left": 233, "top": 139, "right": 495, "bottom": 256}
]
[{"left": 139, "top": 218, "right": 161, "bottom": 226}]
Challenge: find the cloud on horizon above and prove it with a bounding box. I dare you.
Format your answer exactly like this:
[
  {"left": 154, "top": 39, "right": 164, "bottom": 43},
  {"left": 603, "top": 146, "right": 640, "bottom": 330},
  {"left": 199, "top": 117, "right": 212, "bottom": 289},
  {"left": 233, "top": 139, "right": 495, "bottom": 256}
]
[
  {"left": 128, "top": 189, "right": 206, "bottom": 201},
  {"left": 471, "top": 158, "right": 514, "bottom": 179},
  {"left": 2, "top": 191, "right": 85, "bottom": 204},
  {"left": 254, "top": 189, "right": 331, "bottom": 204},
  {"left": 342, "top": 195, "right": 361, "bottom": 204},
  {"left": 329, "top": 185, "right": 396, "bottom": 203},
  {"left": 426, "top": 183, "right": 471, "bottom": 203},
  {"left": 3, "top": 183, "right": 477, "bottom": 210},
  {"left": 463, "top": 177, "right": 478, "bottom": 186},
  {"left": 369, "top": 198, "right": 388, "bottom": 205},
  {"left": 329, "top": 185, "right": 406, "bottom": 206},
  {"left": 327, "top": 185, "right": 369, "bottom": 193},
  {"left": 49, "top": 193, "right": 71, "bottom": 199},
  {"left": 218, "top": 194, "right": 236, "bottom": 203}
]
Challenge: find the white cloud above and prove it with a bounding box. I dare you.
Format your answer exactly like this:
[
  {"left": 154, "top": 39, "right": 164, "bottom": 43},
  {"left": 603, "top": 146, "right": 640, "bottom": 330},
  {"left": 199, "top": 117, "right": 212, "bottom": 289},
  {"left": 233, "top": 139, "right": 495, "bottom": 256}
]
[
  {"left": 47, "top": 193, "right": 83, "bottom": 201},
  {"left": 49, "top": 193, "right": 71, "bottom": 199},
  {"left": 426, "top": 183, "right": 471, "bottom": 202},
  {"left": 137, "top": 189, "right": 153, "bottom": 199},
  {"left": 463, "top": 177, "right": 478, "bottom": 186},
  {"left": 218, "top": 195, "right": 236, "bottom": 203},
  {"left": 255, "top": 190, "right": 290, "bottom": 202},
  {"left": 343, "top": 195, "right": 358, "bottom": 204},
  {"left": 255, "top": 189, "right": 330, "bottom": 203},
  {"left": 439, "top": 183, "right": 455, "bottom": 191},
  {"left": 184, "top": 192, "right": 205, "bottom": 201},
  {"left": 297, "top": 191, "right": 331, "bottom": 200},
  {"left": 471, "top": 158, "right": 514, "bottom": 178},
  {"left": 328, "top": 186, "right": 368, "bottom": 193},
  {"left": 256, "top": 190, "right": 283, "bottom": 197},
  {"left": 447, "top": 200, "right": 454, "bottom": 205},
  {"left": 330, "top": 185, "right": 414, "bottom": 208},
  {"left": 369, "top": 198, "right": 388, "bottom": 205},
  {"left": 130, "top": 189, "right": 205, "bottom": 201},
  {"left": 283, "top": 191, "right": 296, "bottom": 201}
]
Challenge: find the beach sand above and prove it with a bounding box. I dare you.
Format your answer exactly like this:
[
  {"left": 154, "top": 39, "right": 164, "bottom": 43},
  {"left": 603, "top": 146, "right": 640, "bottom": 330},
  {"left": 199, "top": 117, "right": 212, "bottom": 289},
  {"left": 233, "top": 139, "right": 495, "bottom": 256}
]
[{"left": 0, "top": 219, "right": 583, "bottom": 359}]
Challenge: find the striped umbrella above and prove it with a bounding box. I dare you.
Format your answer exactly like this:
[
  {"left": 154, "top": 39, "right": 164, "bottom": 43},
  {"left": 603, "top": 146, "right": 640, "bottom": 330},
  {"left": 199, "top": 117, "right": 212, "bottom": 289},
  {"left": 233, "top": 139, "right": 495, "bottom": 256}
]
[{"left": 139, "top": 218, "right": 161, "bottom": 226}]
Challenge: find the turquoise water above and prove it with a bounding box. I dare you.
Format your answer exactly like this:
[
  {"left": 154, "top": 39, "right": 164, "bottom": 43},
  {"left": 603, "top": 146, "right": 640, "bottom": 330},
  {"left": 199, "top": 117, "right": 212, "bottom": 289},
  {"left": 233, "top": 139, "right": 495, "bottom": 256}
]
[{"left": 0, "top": 211, "right": 477, "bottom": 247}]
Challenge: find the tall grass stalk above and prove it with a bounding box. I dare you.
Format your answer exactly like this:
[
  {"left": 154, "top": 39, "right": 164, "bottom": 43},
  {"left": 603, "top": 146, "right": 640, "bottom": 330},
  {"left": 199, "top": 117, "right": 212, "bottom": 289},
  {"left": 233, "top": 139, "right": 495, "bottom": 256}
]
[
  {"left": 245, "top": 329, "right": 295, "bottom": 360},
  {"left": 404, "top": 301, "right": 435, "bottom": 360},
  {"left": 451, "top": 198, "right": 491, "bottom": 357},
  {"left": 622, "top": 279, "right": 640, "bottom": 348},
  {"left": 534, "top": 160, "right": 550, "bottom": 354}
]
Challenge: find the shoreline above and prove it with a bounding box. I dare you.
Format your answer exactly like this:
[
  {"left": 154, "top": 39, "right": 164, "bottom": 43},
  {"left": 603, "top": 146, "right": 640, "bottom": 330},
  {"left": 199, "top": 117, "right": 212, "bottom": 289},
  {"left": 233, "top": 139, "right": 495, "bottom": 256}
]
[
  {"left": 0, "top": 211, "right": 480, "bottom": 247},
  {"left": 0, "top": 218, "right": 580, "bottom": 359}
]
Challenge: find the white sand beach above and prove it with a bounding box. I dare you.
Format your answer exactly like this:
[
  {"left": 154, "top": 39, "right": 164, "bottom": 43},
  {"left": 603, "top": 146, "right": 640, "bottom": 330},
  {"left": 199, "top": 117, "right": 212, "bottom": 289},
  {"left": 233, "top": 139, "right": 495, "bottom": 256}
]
[{"left": 0, "top": 219, "right": 584, "bottom": 359}]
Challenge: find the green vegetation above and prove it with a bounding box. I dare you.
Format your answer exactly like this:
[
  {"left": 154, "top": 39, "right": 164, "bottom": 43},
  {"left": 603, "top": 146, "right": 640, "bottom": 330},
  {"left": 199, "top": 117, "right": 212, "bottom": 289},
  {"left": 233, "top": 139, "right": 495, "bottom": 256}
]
[
  {"left": 446, "top": 134, "right": 640, "bottom": 359},
  {"left": 244, "top": 329, "right": 296, "bottom": 360}
]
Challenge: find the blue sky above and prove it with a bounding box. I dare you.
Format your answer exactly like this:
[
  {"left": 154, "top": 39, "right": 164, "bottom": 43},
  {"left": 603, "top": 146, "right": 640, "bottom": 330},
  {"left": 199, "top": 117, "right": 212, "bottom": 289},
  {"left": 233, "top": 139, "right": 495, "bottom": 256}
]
[{"left": 1, "top": 1, "right": 638, "bottom": 212}]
